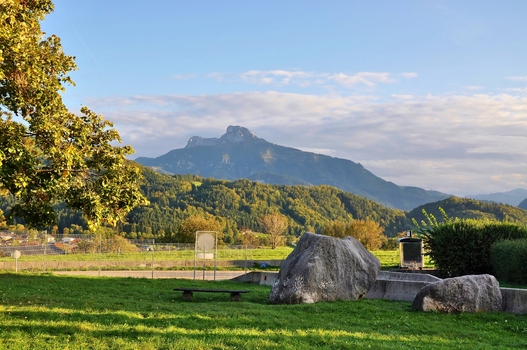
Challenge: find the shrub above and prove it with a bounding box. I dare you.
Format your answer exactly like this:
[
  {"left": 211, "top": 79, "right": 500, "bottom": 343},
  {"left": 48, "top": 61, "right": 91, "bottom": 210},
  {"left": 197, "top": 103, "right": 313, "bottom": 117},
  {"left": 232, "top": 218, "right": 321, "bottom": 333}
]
[
  {"left": 490, "top": 239, "right": 527, "bottom": 284},
  {"left": 416, "top": 217, "right": 527, "bottom": 277}
]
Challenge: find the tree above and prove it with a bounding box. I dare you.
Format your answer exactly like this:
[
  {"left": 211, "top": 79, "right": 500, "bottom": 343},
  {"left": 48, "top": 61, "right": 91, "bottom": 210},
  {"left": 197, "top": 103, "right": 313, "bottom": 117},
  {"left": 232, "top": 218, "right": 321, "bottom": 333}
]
[
  {"left": 176, "top": 215, "right": 224, "bottom": 244},
  {"left": 259, "top": 213, "right": 288, "bottom": 249},
  {"left": 349, "top": 219, "right": 386, "bottom": 250},
  {"left": 0, "top": 1, "right": 147, "bottom": 229},
  {"left": 321, "top": 220, "right": 348, "bottom": 238},
  {"left": 322, "top": 218, "right": 386, "bottom": 250},
  {"left": 0, "top": 209, "right": 5, "bottom": 229}
]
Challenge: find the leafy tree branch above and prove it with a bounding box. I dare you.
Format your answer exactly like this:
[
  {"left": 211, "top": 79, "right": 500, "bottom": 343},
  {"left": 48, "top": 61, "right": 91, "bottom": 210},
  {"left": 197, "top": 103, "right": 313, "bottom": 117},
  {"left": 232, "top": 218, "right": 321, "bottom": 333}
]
[{"left": 0, "top": 0, "right": 147, "bottom": 229}]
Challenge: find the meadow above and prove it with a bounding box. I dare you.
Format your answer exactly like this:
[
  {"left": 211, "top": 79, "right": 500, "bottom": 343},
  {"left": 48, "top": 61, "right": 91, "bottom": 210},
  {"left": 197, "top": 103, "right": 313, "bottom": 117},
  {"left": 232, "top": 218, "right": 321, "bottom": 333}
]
[
  {"left": 0, "top": 273, "right": 525, "bottom": 349},
  {"left": 0, "top": 246, "right": 294, "bottom": 264},
  {"left": 1, "top": 247, "right": 427, "bottom": 271}
]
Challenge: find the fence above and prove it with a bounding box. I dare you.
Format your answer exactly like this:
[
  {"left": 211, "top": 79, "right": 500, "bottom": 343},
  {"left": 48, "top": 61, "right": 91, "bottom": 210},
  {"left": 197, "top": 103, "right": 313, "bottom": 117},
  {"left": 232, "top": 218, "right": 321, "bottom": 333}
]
[{"left": 0, "top": 232, "right": 292, "bottom": 273}]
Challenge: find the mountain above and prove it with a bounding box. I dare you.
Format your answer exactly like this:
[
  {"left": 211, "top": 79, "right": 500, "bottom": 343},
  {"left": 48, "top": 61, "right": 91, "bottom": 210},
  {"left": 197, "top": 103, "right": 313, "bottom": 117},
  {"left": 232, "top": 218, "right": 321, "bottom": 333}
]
[
  {"left": 135, "top": 126, "right": 450, "bottom": 211},
  {"left": 465, "top": 188, "right": 527, "bottom": 206},
  {"left": 519, "top": 198, "right": 527, "bottom": 210},
  {"left": 407, "top": 196, "right": 527, "bottom": 225}
]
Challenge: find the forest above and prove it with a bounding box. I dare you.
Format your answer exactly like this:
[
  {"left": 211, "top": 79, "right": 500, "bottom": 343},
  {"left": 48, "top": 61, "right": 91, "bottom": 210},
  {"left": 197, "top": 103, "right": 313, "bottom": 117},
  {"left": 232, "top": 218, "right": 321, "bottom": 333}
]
[
  {"left": 3, "top": 164, "right": 527, "bottom": 247},
  {"left": 120, "top": 166, "right": 410, "bottom": 243}
]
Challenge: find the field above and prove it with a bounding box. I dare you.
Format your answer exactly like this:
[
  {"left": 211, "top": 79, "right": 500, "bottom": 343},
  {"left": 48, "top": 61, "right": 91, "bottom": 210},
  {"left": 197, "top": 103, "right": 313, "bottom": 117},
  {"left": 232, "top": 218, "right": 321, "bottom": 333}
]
[
  {"left": 1, "top": 247, "right": 429, "bottom": 271},
  {"left": 1, "top": 273, "right": 526, "bottom": 349},
  {"left": 0, "top": 246, "right": 292, "bottom": 263}
]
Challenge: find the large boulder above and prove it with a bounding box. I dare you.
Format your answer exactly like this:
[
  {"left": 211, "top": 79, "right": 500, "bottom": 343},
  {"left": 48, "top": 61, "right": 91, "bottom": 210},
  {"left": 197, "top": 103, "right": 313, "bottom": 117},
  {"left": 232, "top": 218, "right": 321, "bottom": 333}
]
[
  {"left": 412, "top": 274, "right": 502, "bottom": 313},
  {"left": 269, "top": 232, "right": 380, "bottom": 304}
]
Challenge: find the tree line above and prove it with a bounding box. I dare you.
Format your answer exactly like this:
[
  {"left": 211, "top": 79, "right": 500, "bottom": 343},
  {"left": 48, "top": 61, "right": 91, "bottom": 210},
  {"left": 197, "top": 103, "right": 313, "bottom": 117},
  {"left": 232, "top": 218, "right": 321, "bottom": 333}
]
[
  {"left": 1, "top": 165, "right": 411, "bottom": 247},
  {"left": 4, "top": 165, "right": 527, "bottom": 249}
]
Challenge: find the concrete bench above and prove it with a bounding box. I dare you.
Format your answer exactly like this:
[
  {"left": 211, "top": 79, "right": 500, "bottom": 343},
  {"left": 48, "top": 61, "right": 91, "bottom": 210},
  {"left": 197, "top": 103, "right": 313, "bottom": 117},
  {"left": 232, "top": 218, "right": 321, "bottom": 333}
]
[{"left": 174, "top": 288, "right": 250, "bottom": 302}]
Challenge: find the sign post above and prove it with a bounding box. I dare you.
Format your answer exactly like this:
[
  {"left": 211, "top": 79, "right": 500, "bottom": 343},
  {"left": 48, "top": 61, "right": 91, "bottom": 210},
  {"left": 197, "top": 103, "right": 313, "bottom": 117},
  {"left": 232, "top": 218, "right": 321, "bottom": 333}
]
[
  {"left": 12, "top": 250, "right": 21, "bottom": 273},
  {"left": 194, "top": 231, "right": 217, "bottom": 281}
]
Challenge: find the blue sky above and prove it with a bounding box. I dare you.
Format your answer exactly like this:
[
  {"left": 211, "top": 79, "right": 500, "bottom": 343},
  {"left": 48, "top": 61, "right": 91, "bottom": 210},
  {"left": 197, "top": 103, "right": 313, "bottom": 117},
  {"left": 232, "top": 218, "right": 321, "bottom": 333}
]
[{"left": 41, "top": 0, "right": 527, "bottom": 196}]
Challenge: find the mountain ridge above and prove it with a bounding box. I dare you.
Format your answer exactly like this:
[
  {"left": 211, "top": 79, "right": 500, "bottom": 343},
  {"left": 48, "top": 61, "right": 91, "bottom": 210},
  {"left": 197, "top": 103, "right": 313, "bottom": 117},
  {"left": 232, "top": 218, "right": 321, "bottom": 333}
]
[
  {"left": 135, "top": 126, "right": 450, "bottom": 210},
  {"left": 465, "top": 188, "right": 527, "bottom": 207}
]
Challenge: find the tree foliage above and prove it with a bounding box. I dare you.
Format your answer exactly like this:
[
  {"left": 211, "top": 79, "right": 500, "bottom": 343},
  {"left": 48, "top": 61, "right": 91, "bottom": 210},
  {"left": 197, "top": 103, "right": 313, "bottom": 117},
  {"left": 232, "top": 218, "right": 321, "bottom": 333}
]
[
  {"left": 89, "top": 167, "right": 410, "bottom": 243},
  {"left": 0, "top": 208, "right": 5, "bottom": 229},
  {"left": 322, "top": 218, "right": 386, "bottom": 250},
  {"left": 176, "top": 215, "right": 224, "bottom": 244},
  {"left": 259, "top": 213, "right": 288, "bottom": 249},
  {"left": 76, "top": 234, "right": 138, "bottom": 254},
  {"left": 408, "top": 196, "right": 527, "bottom": 224},
  {"left": 0, "top": 0, "right": 146, "bottom": 229},
  {"left": 321, "top": 220, "right": 349, "bottom": 238},
  {"left": 7, "top": 160, "right": 527, "bottom": 253}
]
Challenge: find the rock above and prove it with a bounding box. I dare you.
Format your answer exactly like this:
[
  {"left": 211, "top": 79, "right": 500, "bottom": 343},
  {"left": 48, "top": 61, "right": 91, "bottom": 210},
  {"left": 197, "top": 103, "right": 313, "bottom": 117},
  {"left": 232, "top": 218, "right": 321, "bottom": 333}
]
[
  {"left": 412, "top": 274, "right": 502, "bottom": 313},
  {"left": 185, "top": 126, "right": 260, "bottom": 148},
  {"left": 269, "top": 232, "right": 381, "bottom": 304}
]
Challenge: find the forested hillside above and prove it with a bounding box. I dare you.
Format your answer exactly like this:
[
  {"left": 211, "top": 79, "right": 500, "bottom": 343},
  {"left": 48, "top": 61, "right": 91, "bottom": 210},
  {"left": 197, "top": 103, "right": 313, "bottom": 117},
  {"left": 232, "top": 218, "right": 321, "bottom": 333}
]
[
  {"left": 122, "top": 166, "right": 410, "bottom": 241},
  {"left": 4, "top": 166, "right": 527, "bottom": 245},
  {"left": 408, "top": 196, "right": 527, "bottom": 225}
]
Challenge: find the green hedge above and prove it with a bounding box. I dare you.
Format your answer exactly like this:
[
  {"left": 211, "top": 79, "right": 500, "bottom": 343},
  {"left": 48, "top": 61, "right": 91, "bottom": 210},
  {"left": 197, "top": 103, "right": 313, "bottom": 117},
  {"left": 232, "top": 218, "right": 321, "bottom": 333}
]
[
  {"left": 490, "top": 239, "right": 527, "bottom": 284},
  {"left": 419, "top": 219, "right": 527, "bottom": 277}
]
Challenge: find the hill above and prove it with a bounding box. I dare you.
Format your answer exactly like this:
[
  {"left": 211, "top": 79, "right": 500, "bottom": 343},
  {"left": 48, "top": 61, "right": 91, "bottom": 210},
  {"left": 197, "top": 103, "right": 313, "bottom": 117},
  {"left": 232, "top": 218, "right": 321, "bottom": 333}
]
[
  {"left": 127, "top": 168, "right": 527, "bottom": 241},
  {"left": 407, "top": 196, "right": 527, "bottom": 225},
  {"left": 136, "top": 126, "right": 449, "bottom": 210},
  {"left": 123, "top": 166, "right": 411, "bottom": 239},
  {"left": 4, "top": 166, "right": 527, "bottom": 243}
]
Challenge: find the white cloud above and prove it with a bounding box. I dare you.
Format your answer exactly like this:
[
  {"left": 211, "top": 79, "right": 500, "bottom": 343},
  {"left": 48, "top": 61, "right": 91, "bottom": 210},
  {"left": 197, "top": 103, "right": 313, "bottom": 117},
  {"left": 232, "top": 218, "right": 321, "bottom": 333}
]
[
  {"left": 297, "top": 147, "right": 338, "bottom": 156},
  {"left": 465, "top": 85, "right": 484, "bottom": 91},
  {"left": 327, "top": 72, "right": 395, "bottom": 87},
  {"left": 400, "top": 72, "right": 418, "bottom": 79},
  {"left": 239, "top": 70, "right": 313, "bottom": 85},
  {"left": 206, "top": 70, "right": 415, "bottom": 90},
  {"left": 88, "top": 90, "right": 527, "bottom": 196},
  {"left": 505, "top": 76, "right": 527, "bottom": 82},
  {"left": 506, "top": 87, "right": 527, "bottom": 93},
  {"left": 391, "top": 94, "right": 414, "bottom": 100}
]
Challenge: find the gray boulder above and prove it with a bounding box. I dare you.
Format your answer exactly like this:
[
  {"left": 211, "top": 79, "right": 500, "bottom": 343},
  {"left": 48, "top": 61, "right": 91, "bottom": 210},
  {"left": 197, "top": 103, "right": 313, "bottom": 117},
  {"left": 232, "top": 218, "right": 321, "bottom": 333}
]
[
  {"left": 269, "top": 232, "right": 381, "bottom": 304},
  {"left": 412, "top": 274, "right": 502, "bottom": 313}
]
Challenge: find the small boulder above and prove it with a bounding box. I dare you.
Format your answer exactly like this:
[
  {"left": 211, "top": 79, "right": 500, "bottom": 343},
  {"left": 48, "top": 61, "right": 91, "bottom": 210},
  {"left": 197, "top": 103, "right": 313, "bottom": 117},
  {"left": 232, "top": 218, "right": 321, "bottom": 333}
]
[
  {"left": 412, "top": 274, "right": 502, "bottom": 313},
  {"left": 269, "top": 232, "right": 380, "bottom": 304}
]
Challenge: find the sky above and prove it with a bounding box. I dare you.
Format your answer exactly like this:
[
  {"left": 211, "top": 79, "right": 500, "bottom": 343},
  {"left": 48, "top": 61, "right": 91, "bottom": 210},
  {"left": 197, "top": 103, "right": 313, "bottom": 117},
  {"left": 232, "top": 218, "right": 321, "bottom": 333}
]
[{"left": 40, "top": 0, "right": 527, "bottom": 196}]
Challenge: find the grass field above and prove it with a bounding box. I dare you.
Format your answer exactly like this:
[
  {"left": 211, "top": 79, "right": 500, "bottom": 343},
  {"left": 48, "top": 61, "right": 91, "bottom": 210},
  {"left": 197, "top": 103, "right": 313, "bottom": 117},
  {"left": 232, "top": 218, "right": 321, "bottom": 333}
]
[
  {"left": 0, "top": 273, "right": 526, "bottom": 349},
  {"left": 0, "top": 246, "right": 294, "bottom": 263},
  {"left": 1, "top": 248, "right": 427, "bottom": 271}
]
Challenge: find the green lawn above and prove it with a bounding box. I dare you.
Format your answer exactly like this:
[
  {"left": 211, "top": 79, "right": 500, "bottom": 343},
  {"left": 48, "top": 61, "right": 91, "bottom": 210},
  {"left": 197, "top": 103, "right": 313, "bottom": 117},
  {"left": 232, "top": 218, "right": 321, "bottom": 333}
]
[{"left": 0, "top": 273, "right": 525, "bottom": 349}]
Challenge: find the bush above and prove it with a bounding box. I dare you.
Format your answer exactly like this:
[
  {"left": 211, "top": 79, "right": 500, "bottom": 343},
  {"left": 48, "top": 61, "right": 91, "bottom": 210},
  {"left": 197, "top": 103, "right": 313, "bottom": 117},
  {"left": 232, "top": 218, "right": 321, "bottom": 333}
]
[
  {"left": 418, "top": 219, "right": 527, "bottom": 277},
  {"left": 490, "top": 239, "right": 527, "bottom": 284}
]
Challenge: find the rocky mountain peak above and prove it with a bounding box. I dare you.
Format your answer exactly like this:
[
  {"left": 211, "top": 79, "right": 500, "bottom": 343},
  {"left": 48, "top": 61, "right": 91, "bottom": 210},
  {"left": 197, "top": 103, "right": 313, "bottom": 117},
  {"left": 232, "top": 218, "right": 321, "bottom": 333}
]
[{"left": 185, "top": 126, "right": 261, "bottom": 148}]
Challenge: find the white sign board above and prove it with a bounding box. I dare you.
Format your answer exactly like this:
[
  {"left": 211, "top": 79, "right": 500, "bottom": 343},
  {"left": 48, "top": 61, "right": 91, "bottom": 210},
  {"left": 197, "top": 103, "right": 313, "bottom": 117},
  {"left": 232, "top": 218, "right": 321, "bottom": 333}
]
[
  {"left": 194, "top": 231, "right": 218, "bottom": 281},
  {"left": 196, "top": 233, "right": 215, "bottom": 250}
]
